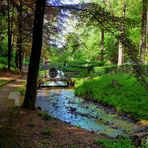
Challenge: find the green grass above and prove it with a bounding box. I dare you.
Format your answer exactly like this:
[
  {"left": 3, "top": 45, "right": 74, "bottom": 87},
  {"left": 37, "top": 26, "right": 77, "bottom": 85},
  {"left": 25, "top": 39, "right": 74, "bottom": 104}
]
[
  {"left": 38, "top": 111, "right": 53, "bottom": 121},
  {"left": 0, "top": 57, "right": 18, "bottom": 73},
  {"left": 95, "top": 138, "right": 134, "bottom": 148},
  {"left": 61, "top": 66, "right": 88, "bottom": 77},
  {"left": 70, "top": 144, "right": 77, "bottom": 148},
  {"left": 41, "top": 127, "right": 52, "bottom": 136},
  {"left": 75, "top": 72, "right": 148, "bottom": 119},
  {"left": 16, "top": 86, "right": 26, "bottom": 96},
  {"left": 0, "top": 79, "right": 9, "bottom": 86}
]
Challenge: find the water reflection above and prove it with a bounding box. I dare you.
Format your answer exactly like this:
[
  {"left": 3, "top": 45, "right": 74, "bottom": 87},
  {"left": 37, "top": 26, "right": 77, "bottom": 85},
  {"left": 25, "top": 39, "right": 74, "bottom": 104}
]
[
  {"left": 40, "top": 81, "right": 68, "bottom": 87},
  {"left": 36, "top": 89, "right": 142, "bottom": 137}
]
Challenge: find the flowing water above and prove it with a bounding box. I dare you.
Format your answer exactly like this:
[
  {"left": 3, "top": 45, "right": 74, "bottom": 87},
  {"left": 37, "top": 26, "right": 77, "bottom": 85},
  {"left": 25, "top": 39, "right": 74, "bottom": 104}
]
[{"left": 36, "top": 88, "right": 144, "bottom": 137}]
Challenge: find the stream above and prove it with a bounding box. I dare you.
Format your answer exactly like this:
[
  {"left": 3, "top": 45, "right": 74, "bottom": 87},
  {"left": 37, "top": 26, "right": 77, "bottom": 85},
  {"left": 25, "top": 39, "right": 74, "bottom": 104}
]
[{"left": 36, "top": 88, "right": 144, "bottom": 138}]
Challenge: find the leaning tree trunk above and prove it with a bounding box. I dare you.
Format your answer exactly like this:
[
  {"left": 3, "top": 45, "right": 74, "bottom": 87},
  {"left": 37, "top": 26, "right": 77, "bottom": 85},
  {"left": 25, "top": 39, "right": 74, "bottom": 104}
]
[
  {"left": 23, "top": 0, "right": 46, "bottom": 109},
  {"left": 117, "top": 0, "right": 126, "bottom": 67},
  {"left": 140, "top": 0, "right": 147, "bottom": 64}
]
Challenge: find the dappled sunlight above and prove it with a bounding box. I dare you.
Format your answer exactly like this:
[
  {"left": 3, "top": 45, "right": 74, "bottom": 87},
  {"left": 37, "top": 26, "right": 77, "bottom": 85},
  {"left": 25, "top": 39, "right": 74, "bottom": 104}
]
[
  {"left": 0, "top": 0, "right": 147, "bottom": 147},
  {"left": 0, "top": 75, "right": 26, "bottom": 109},
  {"left": 138, "top": 120, "right": 148, "bottom": 127},
  {"left": 7, "top": 84, "right": 24, "bottom": 88},
  {"left": 0, "top": 77, "right": 13, "bottom": 81}
]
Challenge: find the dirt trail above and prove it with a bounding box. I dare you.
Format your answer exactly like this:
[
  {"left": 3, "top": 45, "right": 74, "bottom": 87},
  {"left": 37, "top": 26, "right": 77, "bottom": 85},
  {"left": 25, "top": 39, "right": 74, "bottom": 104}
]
[
  {"left": 0, "top": 70, "right": 104, "bottom": 148},
  {"left": 0, "top": 78, "right": 25, "bottom": 110},
  {"left": 0, "top": 71, "right": 27, "bottom": 147}
]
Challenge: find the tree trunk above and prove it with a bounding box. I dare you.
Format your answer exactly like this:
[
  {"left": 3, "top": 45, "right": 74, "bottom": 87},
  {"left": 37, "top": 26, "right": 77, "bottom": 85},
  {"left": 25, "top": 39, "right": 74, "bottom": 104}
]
[
  {"left": 15, "top": 40, "right": 23, "bottom": 72},
  {"left": 15, "top": 0, "right": 23, "bottom": 72},
  {"left": 140, "top": 0, "right": 147, "bottom": 64},
  {"left": 118, "top": 0, "right": 126, "bottom": 67},
  {"left": 100, "top": 29, "right": 104, "bottom": 62},
  {"left": 23, "top": 0, "right": 45, "bottom": 109},
  {"left": 146, "top": 12, "right": 148, "bottom": 55},
  {"left": 7, "top": 0, "right": 12, "bottom": 70},
  {"left": 118, "top": 40, "right": 124, "bottom": 66}
]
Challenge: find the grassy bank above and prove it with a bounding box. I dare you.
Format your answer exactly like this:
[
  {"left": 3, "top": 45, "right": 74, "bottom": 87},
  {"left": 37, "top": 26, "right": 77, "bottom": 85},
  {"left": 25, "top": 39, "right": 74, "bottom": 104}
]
[
  {"left": 75, "top": 72, "right": 148, "bottom": 119},
  {"left": 0, "top": 79, "right": 9, "bottom": 86},
  {"left": 95, "top": 138, "right": 135, "bottom": 148}
]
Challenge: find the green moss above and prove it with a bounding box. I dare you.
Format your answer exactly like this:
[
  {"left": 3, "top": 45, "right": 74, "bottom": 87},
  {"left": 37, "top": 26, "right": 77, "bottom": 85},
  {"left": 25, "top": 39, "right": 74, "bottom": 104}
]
[{"left": 75, "top": 72, "right": 148, "bottom": 119}]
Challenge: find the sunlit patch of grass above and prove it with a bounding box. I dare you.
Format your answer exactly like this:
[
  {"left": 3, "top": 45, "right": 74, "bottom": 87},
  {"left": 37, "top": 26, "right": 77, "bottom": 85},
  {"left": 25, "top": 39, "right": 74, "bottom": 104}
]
[
  {"left": 95, "top": 137, "right": 134, "bottom": 148},
  {"left": 138, "top": 120, "right": 148, "bottom": 126},
  {"left": 16, "top": 86, "right": 26, "bottom": 96},
  {"left": 75, "top": 72, "right": 148, "bottom": 119},
  {"left": 0, "top": 79, "right": 8, "bottom": 86}
]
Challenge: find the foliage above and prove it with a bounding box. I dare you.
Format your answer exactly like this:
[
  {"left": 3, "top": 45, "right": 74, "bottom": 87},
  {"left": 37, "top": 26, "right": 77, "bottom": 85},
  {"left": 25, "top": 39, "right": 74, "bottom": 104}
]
[
  {"left": 95, "top": 137, "right": 134, "bottom": 148},
  {"left": 72, "top": 2, "right": 147, "bottom": 87},
  {"left": 0, "top": 57, "right": 8, "bottom": 66},
  {"left": 91, "top": 64, "right": 148, "bottom": 77},
  {"left": 92, "top": 65, "right": 118, "bottom": 76},
  {"left": 61, "top": 66, "right": 88, "bottom": 77},
  {"left": 0, "top": 56, "right": 16, "bottom": 71},
  {"left": 0, "top": 63, "right": 6, "bottom": 70},
  {"left": 104, "top": 33, "right": 118, "bottom": 64},
  {"left": 75, "top": 72, "right": 148, "bottom": 119}
]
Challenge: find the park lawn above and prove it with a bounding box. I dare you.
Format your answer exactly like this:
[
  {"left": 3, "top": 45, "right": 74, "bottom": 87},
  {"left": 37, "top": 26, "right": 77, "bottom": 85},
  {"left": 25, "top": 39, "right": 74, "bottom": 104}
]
[{"left": 75, "top": 72, "right": 148, "bottom": 120}]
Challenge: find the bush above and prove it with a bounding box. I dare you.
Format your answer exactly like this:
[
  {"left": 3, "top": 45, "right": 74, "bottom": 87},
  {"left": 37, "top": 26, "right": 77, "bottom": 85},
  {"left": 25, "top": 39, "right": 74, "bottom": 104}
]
[
  {"left": 90, "top": 64, "right": 148, "bottom": 78},
  {"left": 0, "top": 56, "right": 16, "bottom": 70},
  {"left": 91, "top": 65, "right": 118, "bottom": 77},
  {"left": 0, "top": 57, "right": 7, "bottom": 65}
]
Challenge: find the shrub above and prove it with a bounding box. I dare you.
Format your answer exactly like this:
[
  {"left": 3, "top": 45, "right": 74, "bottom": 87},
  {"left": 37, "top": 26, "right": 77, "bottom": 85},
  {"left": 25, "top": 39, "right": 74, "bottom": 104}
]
[{"left": 0, "top": 57, "right": 7, "bottom": 65}]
